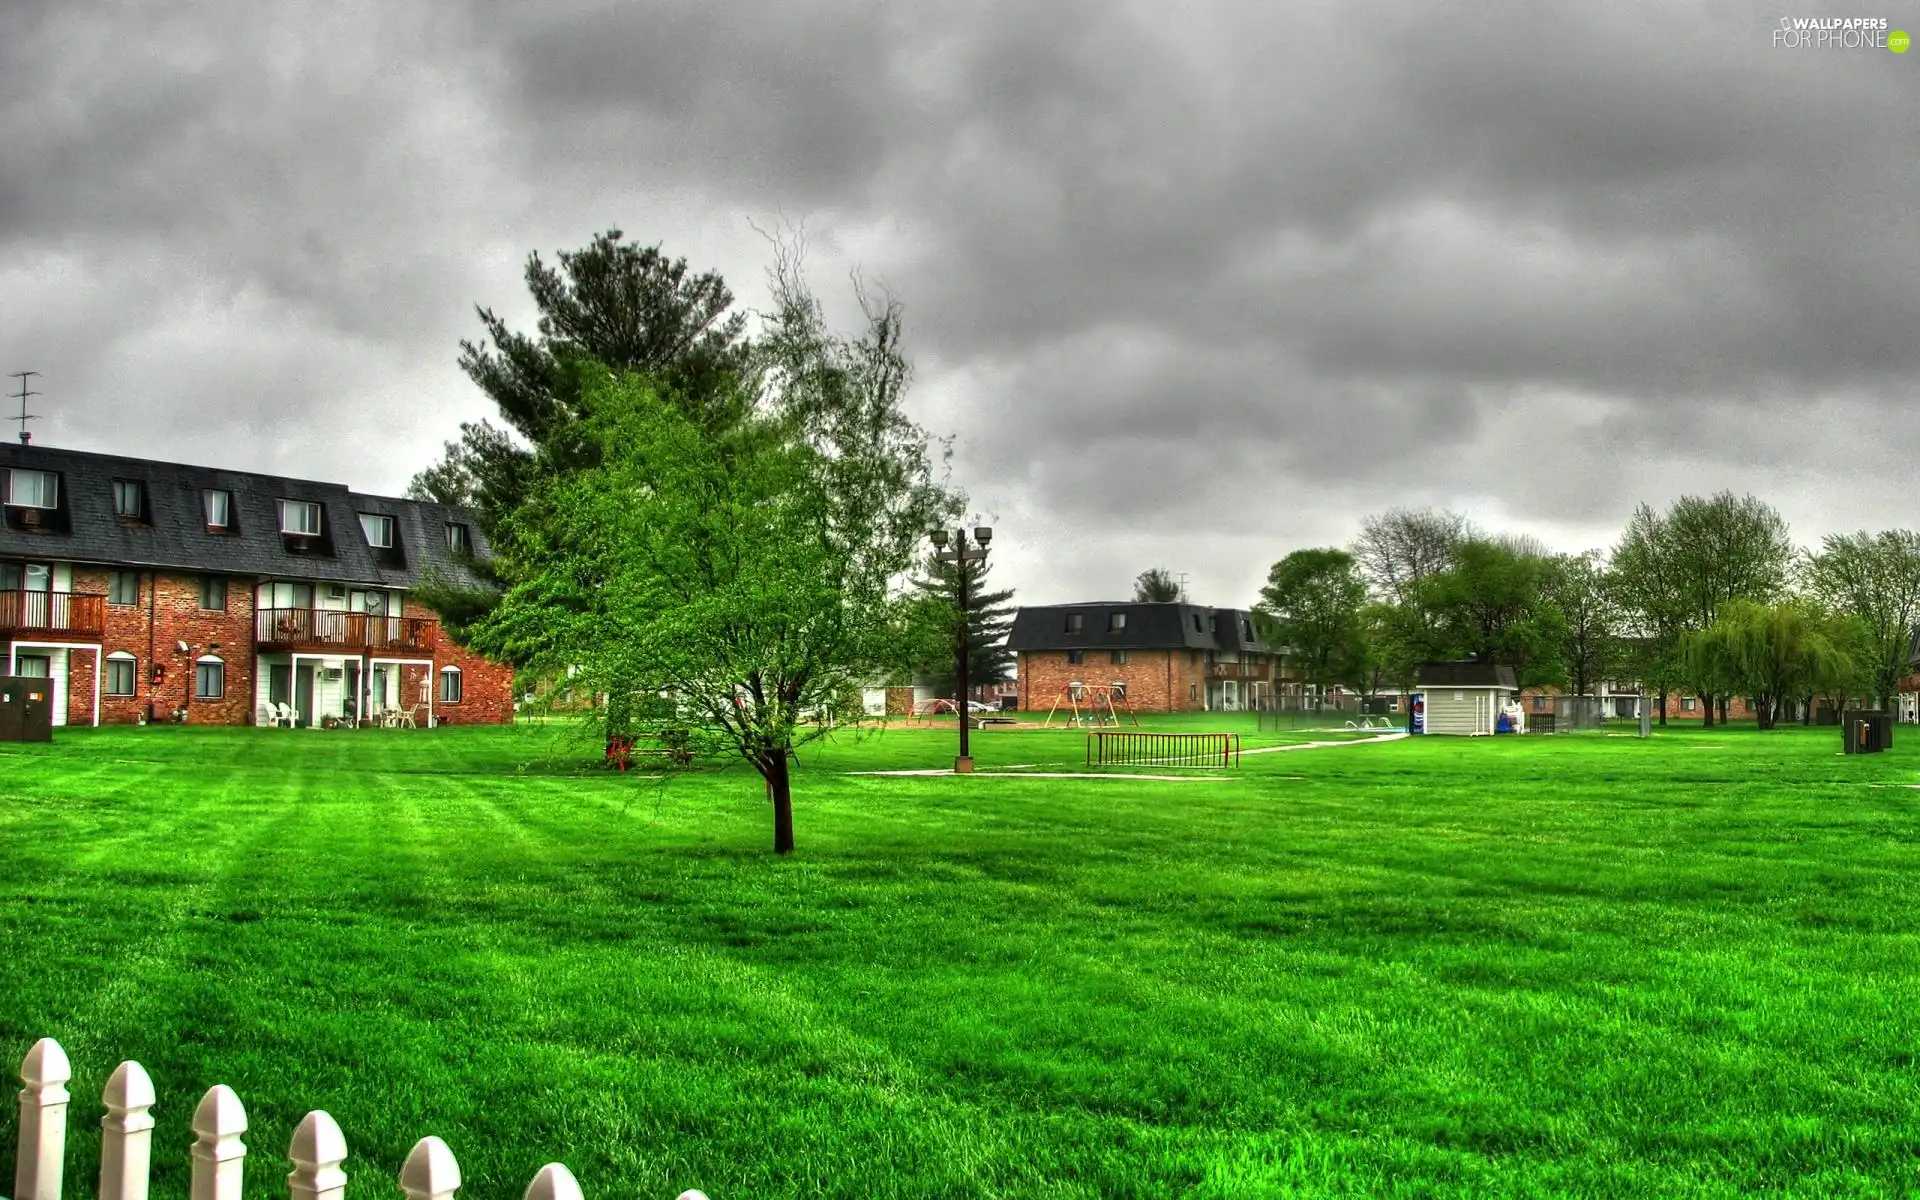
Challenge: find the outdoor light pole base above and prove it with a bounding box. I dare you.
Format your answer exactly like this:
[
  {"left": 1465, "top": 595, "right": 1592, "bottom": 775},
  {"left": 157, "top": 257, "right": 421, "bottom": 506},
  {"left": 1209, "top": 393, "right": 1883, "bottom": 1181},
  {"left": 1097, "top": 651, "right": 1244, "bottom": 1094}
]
[{"left": 954, "top": 756, "right": 975, "bottom": 774}]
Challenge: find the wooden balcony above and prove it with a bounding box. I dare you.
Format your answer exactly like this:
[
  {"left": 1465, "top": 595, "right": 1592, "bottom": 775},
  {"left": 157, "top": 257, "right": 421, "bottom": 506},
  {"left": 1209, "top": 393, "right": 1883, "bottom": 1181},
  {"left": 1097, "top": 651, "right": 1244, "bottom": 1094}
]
[
  {"left": 1206, "top": 661, "right": 1272, "bottom": 680},
  {"left": 255, "top": 608, "right": 437, "bottom": 655},
  {"left": 0, "top": 590, "right": 106, "bottom": 640}
]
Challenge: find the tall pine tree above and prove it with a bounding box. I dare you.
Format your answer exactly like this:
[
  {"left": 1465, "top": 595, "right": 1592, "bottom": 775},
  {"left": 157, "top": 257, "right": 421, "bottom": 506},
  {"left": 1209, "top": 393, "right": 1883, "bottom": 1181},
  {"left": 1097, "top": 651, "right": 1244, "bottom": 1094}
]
[{"left": 905, "top": 553, "right": 1016, "bottom": 697}]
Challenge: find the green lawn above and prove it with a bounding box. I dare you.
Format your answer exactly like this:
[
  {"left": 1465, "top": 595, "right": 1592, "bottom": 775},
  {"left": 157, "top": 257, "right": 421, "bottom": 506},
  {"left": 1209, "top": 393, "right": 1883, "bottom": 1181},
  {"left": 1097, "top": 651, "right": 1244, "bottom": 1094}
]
[{"left": 2, "top": 720, "right": 1918, "bottom": 1198}]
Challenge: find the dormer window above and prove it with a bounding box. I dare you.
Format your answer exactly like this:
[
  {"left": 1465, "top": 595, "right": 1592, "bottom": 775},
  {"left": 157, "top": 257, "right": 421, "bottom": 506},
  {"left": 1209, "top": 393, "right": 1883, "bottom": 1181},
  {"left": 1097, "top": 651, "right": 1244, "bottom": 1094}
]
[
  {"left": 1065, "top": 612, "right": 1084, "bottom": 634},
  {"left": 112, "top": 480, "right": 147, "bottom": 520},
  {"left": 1192, "top": 614, "right": 1203, "bottom": 633},
  {"left": 358, "top": 513, "right": 394, "bottom": 549},
  {"left": 1108, "top": 612, "right": 1127, "bottom": 633},
  {"left": 5, "top": 468, "right": 56, "bottom": 508},
  {"left": 446, "top": 522, "right": 471, "bottom": 554},
  {"left": 279, "top": 500, "right": 322, "bottom": 536},
  {"left": 204, "top": 490, "right": 233, "bottom": 530}
]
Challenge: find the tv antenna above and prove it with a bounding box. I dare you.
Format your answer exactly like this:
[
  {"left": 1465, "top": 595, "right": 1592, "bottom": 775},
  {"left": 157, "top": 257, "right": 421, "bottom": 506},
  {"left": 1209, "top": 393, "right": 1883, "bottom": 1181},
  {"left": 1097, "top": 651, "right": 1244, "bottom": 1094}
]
[
  {"left": 7, "top": 371, "right": 40, "bottom": 446},
  {"left": 1176, "top": 572, "right": 1189, "bottom": 603}
]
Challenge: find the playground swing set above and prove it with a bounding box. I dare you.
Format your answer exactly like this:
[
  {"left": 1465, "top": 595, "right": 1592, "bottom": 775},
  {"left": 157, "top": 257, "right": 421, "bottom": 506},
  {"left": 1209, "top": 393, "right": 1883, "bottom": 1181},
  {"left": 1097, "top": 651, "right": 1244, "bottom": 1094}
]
[{"left": 1042, "top": 682, "right": 1140, "bottom": 728}]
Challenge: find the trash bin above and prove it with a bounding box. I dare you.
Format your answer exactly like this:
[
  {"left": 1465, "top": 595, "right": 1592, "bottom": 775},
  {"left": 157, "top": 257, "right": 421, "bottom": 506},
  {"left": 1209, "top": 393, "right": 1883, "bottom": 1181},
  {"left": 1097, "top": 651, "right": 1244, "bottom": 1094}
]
[
  {"left": 1842, "top": 709, "right": 1892, "bottom": 755},
  {"left": 0, "top": 677, "right": 54, "bottom": 743}
]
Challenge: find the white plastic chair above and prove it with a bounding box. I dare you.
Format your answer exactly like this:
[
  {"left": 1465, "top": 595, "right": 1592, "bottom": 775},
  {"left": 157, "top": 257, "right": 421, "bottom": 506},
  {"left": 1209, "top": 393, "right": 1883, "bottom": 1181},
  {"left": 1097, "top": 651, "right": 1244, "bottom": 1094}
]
[{"left": 273, "top": 702, "right": 297, "bottom": 729}]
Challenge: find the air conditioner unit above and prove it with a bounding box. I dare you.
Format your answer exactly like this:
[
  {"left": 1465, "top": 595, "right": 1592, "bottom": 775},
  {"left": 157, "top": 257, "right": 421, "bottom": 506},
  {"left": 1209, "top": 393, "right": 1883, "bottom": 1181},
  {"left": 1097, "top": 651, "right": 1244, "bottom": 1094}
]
[
  {"left": 320, "top": 668, "right": 344, "bottom": 681},
  {"left": 18, "top": 508, "right": 41, "bottom": 526},
  {"left": 326, "top": 584, "right": 347, "bottom": 601}
]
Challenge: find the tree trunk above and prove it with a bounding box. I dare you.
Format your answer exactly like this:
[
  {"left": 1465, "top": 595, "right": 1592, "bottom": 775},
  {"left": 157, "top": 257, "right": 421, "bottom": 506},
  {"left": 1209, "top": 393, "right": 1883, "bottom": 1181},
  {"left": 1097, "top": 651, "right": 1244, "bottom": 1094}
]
[
  {"left": 1701, "top": 690, "right": 1714, "bottom": 728},
  {"left": 1719, "top": 695, "right": 1730, "bottom": 724},
  {"left": 1658, "top": 688, "right": 1668, "bottom": 726},
  {"left": 1802, "top": 694, "right": 1812, "bottom": 726},
  {"left": 765, "top": 749, "right": 795, "bottom": 855}
]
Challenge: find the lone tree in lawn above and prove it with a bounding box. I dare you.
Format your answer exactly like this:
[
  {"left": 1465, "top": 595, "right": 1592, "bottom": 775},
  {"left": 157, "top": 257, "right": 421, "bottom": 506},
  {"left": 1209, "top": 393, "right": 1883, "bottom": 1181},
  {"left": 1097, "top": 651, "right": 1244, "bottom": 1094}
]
[
  {"left": 470, "top": 253, "right": 958, "bottom": 855},
  {"left": 1803, "top": 530, "right": 1920, "bottom": 710}
]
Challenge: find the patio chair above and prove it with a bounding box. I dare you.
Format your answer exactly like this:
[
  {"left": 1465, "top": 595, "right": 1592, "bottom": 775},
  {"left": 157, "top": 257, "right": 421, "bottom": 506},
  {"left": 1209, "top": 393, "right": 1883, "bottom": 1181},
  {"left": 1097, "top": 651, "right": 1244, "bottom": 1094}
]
[
  {"left": 398, "top": 704, "right": 422, "bottom": 729},
  {"left": 272, "top": 702, "right": 297, "bottom": 729}
]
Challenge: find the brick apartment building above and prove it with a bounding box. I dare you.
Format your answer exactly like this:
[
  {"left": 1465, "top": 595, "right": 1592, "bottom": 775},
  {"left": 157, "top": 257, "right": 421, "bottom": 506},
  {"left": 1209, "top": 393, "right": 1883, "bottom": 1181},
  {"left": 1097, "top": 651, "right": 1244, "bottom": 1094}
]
[
  {"left": 1007, "top": 601, "right": 1284, "bottom": 712},
  {"left": 1, "top": 441, "right": 513, "bottom": 727}
]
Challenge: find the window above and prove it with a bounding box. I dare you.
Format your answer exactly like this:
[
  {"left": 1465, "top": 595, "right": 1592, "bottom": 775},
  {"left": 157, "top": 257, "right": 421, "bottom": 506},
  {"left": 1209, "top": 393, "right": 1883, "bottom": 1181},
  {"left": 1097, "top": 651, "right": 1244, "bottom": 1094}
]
[
  {"left": 1066, "top": 650, "right": 1086, "bottom": 665},
  {"left": 358, "top": 513, "right": 394, "bottom": 548},
  {"left": 1192, "top": 614, "right": 1203, "bottom": 633},
  {"left": 1190, "top": 683, "right": 1198, "bottom": 701},
  {"left": 446, "top": 523, "right": 471, "bottom": 554},
  {"left": 105, "top": 654, "right": 136, "bottom": 697},
  {"left": 108, "top": 570, "right": 140, "bottom": 606},
  {"left": 112, "top": 480, "right": 146, "bottom": 519},
  {"left": 194, "top": 657, "right": 225, "bottom": 700},
  {"left": 1063, "top": 612, "right": 1084, "bottom": 634},
  {"left": 279, "top": 500, "right": 322, "bottom": 536},
  {"left": 1533, "top": 695, "right": 1547, "bottom": 710},
  {"left": 1109, "top": 612, "right": 1127, "bottom": 632},
  {"left": 1110, "top": 683, "right": 1127, "bottom": 701},
  {"left": 1682, "top": 697, "right": 1696, "bottom": 712},
  {"left": 200, "top": 576, "right": 227, "bottom": 611},
  {"left": 439, "top": 666, "right": 463, "bottom": 704},
  {"left": 1110, "top": 650, "right": 1128, "bottom": 665},
  {"left": 204, "top": 490, "right": 233, "bottom": 529},
  {"left": 1243, "top": 618, "right": 1255, "bottom": 640},
  {"left": 5, "top": 468, "right": 57, "bottom": 508}
]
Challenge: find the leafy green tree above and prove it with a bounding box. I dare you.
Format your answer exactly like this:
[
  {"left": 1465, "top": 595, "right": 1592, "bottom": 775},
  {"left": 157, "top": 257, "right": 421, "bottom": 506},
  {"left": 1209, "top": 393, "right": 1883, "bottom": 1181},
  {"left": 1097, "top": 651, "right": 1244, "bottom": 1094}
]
[
  {"left": 408, "top": 232, "right": 754, "bottom": 646},
  {"left": 1411, "top": 539, "right": 1566, "bottom": 688},
  {"left": 1257, "top": 548, "right": 1365, "bottom": 694},
  {"left": 1611, "top": 504, "right": 1687, "bottom": 724},
  {"left": 1133, "top": 568, "right": 1182, "bottom": 603},
  {"left": 1613, "top": 493, "right": 1792, "bottom": 726},
  {"left": 903, "top": 552, "right": 1016, "bottom": 697},
  {"left": 1341, "top": 601, "right": 1421, "bottom": 699},
  {"left": 1685, "top": 600, "right": 1850, "bottom": 730},
  {"left": 467, "top": 259, "right": 958, "bottom": 855},
  {"left": 1544, "top": 551, "right": 1623, "bottom": 698},
  {"left": 1803, "top": 530, "right": 1920, "bottom": 709}
]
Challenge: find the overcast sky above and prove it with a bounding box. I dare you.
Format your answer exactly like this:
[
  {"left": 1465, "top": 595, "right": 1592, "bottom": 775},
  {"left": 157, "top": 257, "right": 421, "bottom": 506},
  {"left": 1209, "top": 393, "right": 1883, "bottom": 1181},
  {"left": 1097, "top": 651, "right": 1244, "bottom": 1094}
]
[{"left": 3, "top": 2, "right": 1917, "bottom": 607}]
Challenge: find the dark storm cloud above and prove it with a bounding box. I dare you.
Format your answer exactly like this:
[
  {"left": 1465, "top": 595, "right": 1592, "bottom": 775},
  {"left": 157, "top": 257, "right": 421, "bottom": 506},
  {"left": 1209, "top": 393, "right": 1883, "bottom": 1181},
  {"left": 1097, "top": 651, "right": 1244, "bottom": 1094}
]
[{"left": 2, "top": 0, "right": 1916, "bottom": 607}]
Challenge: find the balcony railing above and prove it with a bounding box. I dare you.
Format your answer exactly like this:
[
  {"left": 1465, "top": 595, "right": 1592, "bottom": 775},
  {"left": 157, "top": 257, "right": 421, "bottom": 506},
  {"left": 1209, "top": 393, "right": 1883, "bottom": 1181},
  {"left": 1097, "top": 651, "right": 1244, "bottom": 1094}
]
[
  {"left": 0, "top": 590, "right": 106, "bottom": 640},
  {"left": 1206, "top": 661, "right": 1271, "bottom": 680},
  {"left": 255, "top": 608, "right": 437, "bottom": 654}
]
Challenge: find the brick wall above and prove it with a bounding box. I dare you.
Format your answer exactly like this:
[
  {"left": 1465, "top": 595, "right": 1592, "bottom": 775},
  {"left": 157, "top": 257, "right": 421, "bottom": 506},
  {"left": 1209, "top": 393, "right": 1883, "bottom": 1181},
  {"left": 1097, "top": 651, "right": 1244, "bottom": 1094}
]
[
  {"left": 403, "top": 597, "right": 514, "bottom": 725},
  {"left": 74, "top": 567, "right": 257, "bottom": 725},
  {"left": 1018, "top": 649, "right": 1212, "bottom": 712}
]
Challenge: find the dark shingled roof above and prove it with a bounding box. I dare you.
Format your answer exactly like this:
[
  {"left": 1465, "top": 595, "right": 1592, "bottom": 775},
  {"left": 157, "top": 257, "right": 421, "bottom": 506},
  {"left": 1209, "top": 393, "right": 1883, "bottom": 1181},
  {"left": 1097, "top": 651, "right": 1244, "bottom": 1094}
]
[
  {"left": 1416, "top": 660, "right": 1518, "bottom": 689},
  {"left": 1005, "top": 602, "right": 1272, "bottom": 653},
  {"left": 0, "top": 441, "right": 492, "bottom": 590}
]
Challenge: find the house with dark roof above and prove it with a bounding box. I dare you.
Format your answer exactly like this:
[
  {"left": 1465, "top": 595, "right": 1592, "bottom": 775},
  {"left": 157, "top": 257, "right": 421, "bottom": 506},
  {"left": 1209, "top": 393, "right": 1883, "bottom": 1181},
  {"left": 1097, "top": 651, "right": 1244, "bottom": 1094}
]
[
  {"left": 1, "top": 440, "right": 512, "bottom": 728},
  {"left": 1005, "top": 601, "right": 1285, "bottom": 712},
  {"left": 1413, "top": 660, "right": 1518, "bottom": 735}
]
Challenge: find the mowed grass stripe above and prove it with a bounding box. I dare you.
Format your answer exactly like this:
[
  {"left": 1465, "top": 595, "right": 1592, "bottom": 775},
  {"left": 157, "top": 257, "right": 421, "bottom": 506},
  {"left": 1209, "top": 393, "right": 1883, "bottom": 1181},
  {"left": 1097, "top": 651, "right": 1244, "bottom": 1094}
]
[{"left": 2, "top": 723, "right": 1920, "bottom": 1196}]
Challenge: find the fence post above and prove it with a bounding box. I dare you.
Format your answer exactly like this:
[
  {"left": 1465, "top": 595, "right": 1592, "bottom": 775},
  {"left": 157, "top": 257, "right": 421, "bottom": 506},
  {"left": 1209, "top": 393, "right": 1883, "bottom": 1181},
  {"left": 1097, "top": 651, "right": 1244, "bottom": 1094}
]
[
  {"left": 523, "top": 1163, "right": 582, "bottom": 1200},
  {"left": 189, "top": 1085, "right": 247, "bottom": 1200},
  {"left": 15, "top": 1037, "right": 71, "bottom": 1200},
  {"left": 288, "top": 1112, "right": 348, "bottom": 1200},
  {"left": 400, "top": 1136, "right": 461, "bottom": 1200},
  {"left": 100, "top": 1061, "right": 156, "bottom": 1200}
]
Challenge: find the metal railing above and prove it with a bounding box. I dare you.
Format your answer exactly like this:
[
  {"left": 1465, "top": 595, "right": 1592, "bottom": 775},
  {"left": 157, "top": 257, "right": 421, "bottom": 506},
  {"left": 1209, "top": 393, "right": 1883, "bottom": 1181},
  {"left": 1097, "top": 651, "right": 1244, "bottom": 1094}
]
[
  {"left": 1087, "top": 731, "right": 1241, "bottom": 768},
  {"left": 255, "top": 608, "right": 436, "bottom": 653}
]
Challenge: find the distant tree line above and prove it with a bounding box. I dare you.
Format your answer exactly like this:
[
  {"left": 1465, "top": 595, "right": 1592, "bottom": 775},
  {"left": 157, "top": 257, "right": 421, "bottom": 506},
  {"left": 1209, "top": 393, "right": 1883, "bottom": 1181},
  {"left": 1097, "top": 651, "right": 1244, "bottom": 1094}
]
[{"left": 1253, "top": 499, "right": 1920, "bottom": 727}]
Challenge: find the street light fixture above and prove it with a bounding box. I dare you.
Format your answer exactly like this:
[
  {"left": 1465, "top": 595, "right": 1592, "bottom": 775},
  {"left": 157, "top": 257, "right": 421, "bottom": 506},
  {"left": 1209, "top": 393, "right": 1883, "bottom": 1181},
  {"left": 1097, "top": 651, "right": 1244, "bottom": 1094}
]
[{"left": 933, "top": 525, "right": 991, "bottom": 773}]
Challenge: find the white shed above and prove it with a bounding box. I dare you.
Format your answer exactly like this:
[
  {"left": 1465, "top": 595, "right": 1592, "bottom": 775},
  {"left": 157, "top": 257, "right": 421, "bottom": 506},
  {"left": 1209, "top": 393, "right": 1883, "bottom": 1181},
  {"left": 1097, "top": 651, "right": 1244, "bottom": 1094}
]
[{"left": 1415, "top": 661, "right": 1519, "bottom": 736}]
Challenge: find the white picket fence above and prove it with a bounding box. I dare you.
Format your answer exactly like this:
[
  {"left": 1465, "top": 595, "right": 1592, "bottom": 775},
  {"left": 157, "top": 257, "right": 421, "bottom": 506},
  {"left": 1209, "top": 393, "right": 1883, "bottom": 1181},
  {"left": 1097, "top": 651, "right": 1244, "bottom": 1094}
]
[{"left": 7, "top": 1039, "right": 708, "bottom": 1200}]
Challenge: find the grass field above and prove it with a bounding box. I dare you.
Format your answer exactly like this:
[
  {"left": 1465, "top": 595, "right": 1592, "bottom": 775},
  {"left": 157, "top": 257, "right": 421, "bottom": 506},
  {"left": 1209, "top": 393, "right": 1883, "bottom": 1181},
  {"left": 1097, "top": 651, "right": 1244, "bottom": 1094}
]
[{"left": 2, "top": 718, "right": 1919, "bottom": 1198}]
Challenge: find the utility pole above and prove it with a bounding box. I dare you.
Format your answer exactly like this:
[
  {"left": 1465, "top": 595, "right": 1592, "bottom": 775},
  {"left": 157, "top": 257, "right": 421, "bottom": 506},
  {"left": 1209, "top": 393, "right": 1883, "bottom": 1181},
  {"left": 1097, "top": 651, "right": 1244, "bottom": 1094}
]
[{"left": 8, "top": 372, "right": 41, "bottom": 445}]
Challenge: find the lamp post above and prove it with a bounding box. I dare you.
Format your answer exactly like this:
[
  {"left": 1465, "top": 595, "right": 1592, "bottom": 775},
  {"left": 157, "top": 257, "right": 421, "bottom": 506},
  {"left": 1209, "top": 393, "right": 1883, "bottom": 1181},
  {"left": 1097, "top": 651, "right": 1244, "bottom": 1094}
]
[{"left": 931, "top": 525, "right": 991, "bottom": 773}]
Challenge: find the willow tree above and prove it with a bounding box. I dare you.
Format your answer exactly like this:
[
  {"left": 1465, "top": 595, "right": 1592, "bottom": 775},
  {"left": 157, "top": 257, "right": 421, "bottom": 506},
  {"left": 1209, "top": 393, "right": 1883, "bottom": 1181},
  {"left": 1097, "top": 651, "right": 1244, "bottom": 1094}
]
[{"left": 469, "top": 256, "right": 958, "bottom": 854}]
